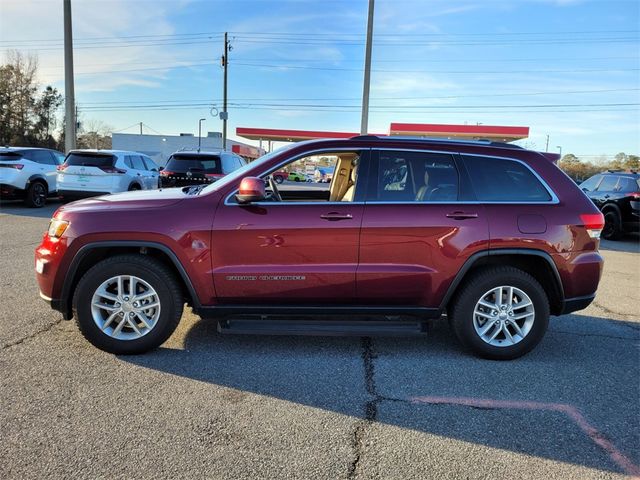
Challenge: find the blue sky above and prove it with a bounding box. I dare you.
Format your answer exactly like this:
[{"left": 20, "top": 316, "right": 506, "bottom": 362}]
[{"left": 1, "top": 0, "right": 639, "bottom": 158}]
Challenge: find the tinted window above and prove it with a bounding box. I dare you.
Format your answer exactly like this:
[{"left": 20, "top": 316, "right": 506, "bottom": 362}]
[
  {"left": 65, "top": 153, "right": 115, "bottom": 167},
  {"left": 142, "top": 156, "right": 158, "bottom": 171},
  {"left": 372, "top": 151, "right": 458, "bottom": 202},
  {"left": 165, "top": 154, "right": 221, "bottom": 174},
  {"left": 24, "top": 150, "right": 55, "bottom": 165},
  {"left": 616, "top": 177, "right": 638, "bottom": 192},
  {"left": 579, "top": 175, "right": 602, "bottom": 192},
  {"left": 596, "top": 176, "right": 618, "bottom": 192},
  {"left": 124, "top": 156, "right": 134, "bottom": 169},
  {"left": 0, "top": 152, "right": 24, "bottom": 162},
  {"left": 131, "top": 155, "right": 146, "bottom": 170},
  {"left": 464, "top": 155, "right": 551, "bottom": 202},
  {"left": 52, "top": 152, "right": 66, "bottom": 165}
]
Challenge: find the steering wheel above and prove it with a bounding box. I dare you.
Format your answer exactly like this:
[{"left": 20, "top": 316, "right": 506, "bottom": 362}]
[{"left": 268, "top": 176, "right": 283, "bottom": 202}]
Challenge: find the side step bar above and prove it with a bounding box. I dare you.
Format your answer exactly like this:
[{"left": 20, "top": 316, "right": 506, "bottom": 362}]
[{"left": 217, "top": 318, "right": 428, "bottom": 337}]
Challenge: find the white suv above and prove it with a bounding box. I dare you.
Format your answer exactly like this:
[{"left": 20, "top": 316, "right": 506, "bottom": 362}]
[
  {"left": 0, "top": 147, "right": 65, "bottom": 207},
  {"left": 57, "top": 150, "right": 160, "bottom": 200}
]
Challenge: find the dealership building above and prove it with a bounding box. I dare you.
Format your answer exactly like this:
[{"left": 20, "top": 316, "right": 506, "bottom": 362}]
[{"left": 112, "top": 132, "right": 264, "bottom": 166}]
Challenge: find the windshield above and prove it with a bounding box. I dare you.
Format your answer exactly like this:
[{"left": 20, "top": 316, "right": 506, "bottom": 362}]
[{"left": 199, "top": 143, "right": 297, "bottom": 194}]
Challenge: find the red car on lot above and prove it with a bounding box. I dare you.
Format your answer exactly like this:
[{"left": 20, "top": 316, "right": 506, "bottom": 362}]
[{"left": 35, "top": 136, "right": 604, "bottom": 359}]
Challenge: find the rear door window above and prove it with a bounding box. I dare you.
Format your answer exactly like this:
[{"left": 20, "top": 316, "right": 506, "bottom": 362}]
[
  {"left": 371, "top": 151, "right": 459, "bottom": 202},
  {"left": 65, "top": 153, "right": 116, "bottom": 167},
  {"left": 165, "top": 155, "right": 221, "bottom": 174},
  {"left": 579, "top": 175, "right": 602, "bottom": 192},
  {"left": 24, "top": 150, "right": 56, "bottom": 165},
  {"left": 595, "top": 176, "right": 618, "bottom": 192},
  {"left": 463, "top": 155, "right": 552, "bottom": 202},
  {"left": 131, "top": 155, "right": 147, "bottom": 170}
]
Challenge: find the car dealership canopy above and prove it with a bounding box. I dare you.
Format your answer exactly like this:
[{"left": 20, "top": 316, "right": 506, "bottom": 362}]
[{"left": 237, "top": 123, "right": 529, "bottom": 144}]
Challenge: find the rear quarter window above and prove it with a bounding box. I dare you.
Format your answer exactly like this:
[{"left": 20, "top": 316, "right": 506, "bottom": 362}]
[
  {"left": 616, "top": 176, "right": 639, "bottom": 192},
  {"left": 463, "top": 155, "right": 552, "bottom": 202}
]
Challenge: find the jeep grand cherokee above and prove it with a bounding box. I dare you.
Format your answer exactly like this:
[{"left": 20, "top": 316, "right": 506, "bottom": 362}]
[{"left": 35, "top": 136, "right": 604, "bottom": 359}]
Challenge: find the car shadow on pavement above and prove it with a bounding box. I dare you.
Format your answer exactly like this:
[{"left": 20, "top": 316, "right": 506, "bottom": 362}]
[
  {"left": 0, "top": 201, "right": 61, "bottom": 219},
  {"left": 122, "top": 313, "right": 640, "bottom": 476},
  {"left": 599, "top": 234, "right": 640, "bottom": 254}
]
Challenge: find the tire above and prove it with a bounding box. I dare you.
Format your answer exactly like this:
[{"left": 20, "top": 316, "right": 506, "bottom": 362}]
[
  {"left": 601, "top": 209, "right": 623, "bottom": 240},
  {"left": 128, "top": 183, "right": 141, "bottom": 191},
  {"left": 448, "top": 266, "right": 549, "bottom": 360},
  {"left": 274, "top": 176, "right": 284, "bottom": 184},
  {"left": 72, "top": 254, "right": 184, "bottom": 354},
  {"left": 24, "top": 181, "right": 47, "bottom": 208}
]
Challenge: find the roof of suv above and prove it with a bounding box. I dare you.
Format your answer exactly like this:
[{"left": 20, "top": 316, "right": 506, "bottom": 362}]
[
  {"left": 347, "top": 134, "right": 525, "bottom": 150},
  {"left": 600, "top": 170, "right": 639, "bottom": 177},
  {"left": 68, "top": 149, "right": 143, "bottom": 155}
]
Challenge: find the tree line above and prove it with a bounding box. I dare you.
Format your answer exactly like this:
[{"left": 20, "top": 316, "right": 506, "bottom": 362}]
[
  {"left": 0, "top": 51, "right": 111, "bottom": 151},
  {"left": 558, "top": 152, "right": 639, "bottom": 183}
]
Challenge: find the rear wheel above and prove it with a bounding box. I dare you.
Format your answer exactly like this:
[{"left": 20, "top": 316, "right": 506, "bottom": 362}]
[
  {"left": 601, "top": 209, "right": 623, "bottom": 240},
  {"left": 128, "top": 183, "right": 141, "bottom": 191},
  {"left": 449, "top": 266, "right": 549, "bottom": 360},
  {"left": 73, "top": 254, "right": 183, "bottom": 354},
  {"left": 24, "top": 181, "right": 47, "bottom": 208}
]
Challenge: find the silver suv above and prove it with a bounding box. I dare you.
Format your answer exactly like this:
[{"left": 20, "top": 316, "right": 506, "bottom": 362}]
[
  {"left": 0, "top": 147, "right": 65, "bottom": 207},
  {"left": 57, "top": 150, "right": 160, "bottom": 200}
]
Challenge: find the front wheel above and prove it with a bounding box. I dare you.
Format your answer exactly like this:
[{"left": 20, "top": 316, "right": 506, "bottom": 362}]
[
  {"left": 449, "top": 266, "right": 549, "bottom": 360},
  {"left": 274, "top": 176, "right": 284, "bottom": 184},
  {"left": 73, "top": 254, "right": 184, "bottom": 354}
]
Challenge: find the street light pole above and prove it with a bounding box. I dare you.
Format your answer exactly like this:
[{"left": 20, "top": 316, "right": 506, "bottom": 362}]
[
  {"left": 360, "top": 0, "right": 375, "bottom": 135},
  {"left": 221, "top": 32, "right": 230, "bottom": 150},
  {"left": 198, "top": 118, "right": 206, "bottom": 151},
  {"left": 557, "top": 146, "right": 562, "bottom": 157},
  {"left": 63, "top": 0, "right": 76, "bottom": 152}
]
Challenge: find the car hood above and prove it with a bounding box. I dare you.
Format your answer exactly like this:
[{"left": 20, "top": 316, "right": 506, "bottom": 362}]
[{"left": 56, "top": 188, "right": 187, "bottom": 214}]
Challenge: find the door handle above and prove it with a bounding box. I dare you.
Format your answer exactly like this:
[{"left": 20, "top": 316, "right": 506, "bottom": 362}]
[
  {"left": 446, "top": 211, "right": 478, "bottom": 220},
  {"left": 320, "top": 212, "right": 353, "bottom": 221}
]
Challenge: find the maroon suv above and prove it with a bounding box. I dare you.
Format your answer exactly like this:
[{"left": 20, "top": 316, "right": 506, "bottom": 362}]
[{"left": 35, "top": 136, "right": 604, "bottom": 359}]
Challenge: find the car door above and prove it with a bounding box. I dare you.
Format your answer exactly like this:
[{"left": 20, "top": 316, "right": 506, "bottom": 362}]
[
  {"left": 141, "top": 155, "right": 160, "bottom": 189},
  {"left": 211, "top": 149, "right": 369, "bottom": 304},
  {"left": 23, "top": 149, "right": 57, "bottom": 190},
  {"left": 592, "top": 175, "right": 619, "bottom": 209},
  {"left": 357, "top": 149, "right": 489, "bottom": 308},
  {"left": 129, "top": 155, "right": 153, "bottom": 189}
]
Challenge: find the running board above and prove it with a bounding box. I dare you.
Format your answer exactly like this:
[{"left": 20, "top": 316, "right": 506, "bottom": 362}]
[{"left": 217, "top": 318, "right": 428, "bottom": 336}]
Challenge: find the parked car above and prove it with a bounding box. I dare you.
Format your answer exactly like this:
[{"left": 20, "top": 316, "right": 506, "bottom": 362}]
[
  {"left": 159, "top": 151, "right": 246, "bottom": 188},
  {"left": 288, "top": 171, "right": 306, "bottom": 182},
  {"left": 272, "top": 170, "right": 288, "bottom": 184},
  {"left": 36, "top": 136, "right": 604, "bottom": 360},
  {"left": 579, "top": 170, "right": 639, "bottom": 240},
  {"left": 304, "top": 173, "right": 314, "bottom": 182},
  {"left": 0, "top": 146, "right": 65, "bottom": 207},
  {"left": 56, "top": 150, "right": 160, "bottom": 200}
]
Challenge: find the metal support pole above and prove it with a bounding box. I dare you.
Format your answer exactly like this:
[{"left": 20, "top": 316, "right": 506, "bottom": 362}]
[
  {"left": 198, "top": 118, "right": 206, "bottom": 151},
  {"left": 360, "top": 0, "right": 375, "bottom": 135},
  {"left": 222, "top": 32, "right": 229, "bottom": 150},
  {"left": 63, "top": 0, "right": 76, "bottom": 152}
]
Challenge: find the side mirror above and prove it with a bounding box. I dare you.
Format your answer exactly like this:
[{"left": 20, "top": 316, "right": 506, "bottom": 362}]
[
  {"left": 158, "top": 166, "right": 164, "bottom": 171},
  {"left": 236, "top": 177, "right": 266, "bottom": 204}
]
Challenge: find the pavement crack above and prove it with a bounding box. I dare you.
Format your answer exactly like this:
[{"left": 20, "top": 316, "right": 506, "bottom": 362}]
[
  {"left": 347, "top": 337, "right": 380, "bottom": 480},
  {"left": 591, "top": 301, "right": 639, "bottom": 321},
  {"left": 0, "top": 317, "right": 63, "bottom": 351}
]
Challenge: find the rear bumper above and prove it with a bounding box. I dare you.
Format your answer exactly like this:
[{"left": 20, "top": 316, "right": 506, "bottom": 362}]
[
  {"left": 559, "top": 294, "right": 595, "bottom": 315},
  {"left": 0, "top": 183, "right": 26, "bottom": 198}
]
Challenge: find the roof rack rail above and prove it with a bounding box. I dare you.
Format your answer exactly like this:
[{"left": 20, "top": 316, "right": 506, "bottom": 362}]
[{"left": 348, "top": 134, "right": 523, "bottom": 149}]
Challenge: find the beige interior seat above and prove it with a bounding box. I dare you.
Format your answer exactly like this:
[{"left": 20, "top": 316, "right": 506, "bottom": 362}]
[
  {"left": 329, "top": 153, "right": 359, "bottom": 202},
  {"left": 341, "top": 166, "right": 358, "bottom": 202},
  {"left": 415, "top": 171, "right": 430, "bottom": 201}
]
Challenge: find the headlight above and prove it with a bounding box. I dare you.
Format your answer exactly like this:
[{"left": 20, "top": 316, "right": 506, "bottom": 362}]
[{"left": 48, "top": 219, "right": 69, "bottom": 238}]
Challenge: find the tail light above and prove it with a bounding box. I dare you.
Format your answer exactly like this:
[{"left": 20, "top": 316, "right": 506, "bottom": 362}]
[
  {"left": 629, "top": 192, "right": 640, "bottom": 199},
  {"left": 160, "top": 170, "right": 175, "bottom": 176},
  {"left": 99, "top": 166, "right": 127, "bottom": 174},
  {"left": 56, "top": 164, "right": 67, "bottom": 171},
  {"left": 0, "top": 163, "right": 24, "bottom": 170},
  {"left": 579, "top": 213, "right": 605, "bottom": 239}
]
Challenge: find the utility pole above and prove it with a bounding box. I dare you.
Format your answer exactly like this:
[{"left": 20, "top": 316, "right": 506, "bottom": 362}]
[
  {"left": 557, "top": 146, "right": 562, "bottom": 157},
  {"left": 545, "top": 134, "right": 549, "bottom": 152},
  {"left": 63, "top": 0, "right": 76, "bottom": 152},
  {"left": 139, "top": 122, "right": 143, "bottom": 135},
  {"left": 360, "top": 0, "right": 375, "bottom": 135},
  {"left": 198, "top": 118, "right": 206, "bottom": 151},
  {"left": 221, "top": 32, "right": 230, "bottom": 150}
]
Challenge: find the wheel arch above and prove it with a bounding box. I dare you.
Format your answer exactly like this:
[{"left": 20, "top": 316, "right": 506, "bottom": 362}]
[
  {"left": 440, "top": 249, "right": 565, "bottom": 316},
  {"left": 58, "top": 241, "right": 200, "bottom": 319},
  {"left": 27, "top": 174, "right": 48, "bottom": 188}
]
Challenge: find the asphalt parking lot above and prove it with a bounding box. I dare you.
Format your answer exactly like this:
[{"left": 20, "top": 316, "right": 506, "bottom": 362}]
[{"left": 1, "top": 201, "right": 638, "bottom": 479}]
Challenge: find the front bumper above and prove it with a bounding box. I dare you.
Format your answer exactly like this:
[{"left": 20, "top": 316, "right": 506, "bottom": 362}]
[
  {"left": 59, "top": 189, "right": 111, "bottom": 199},
  {"left": 559, "top": 294, "right": 596, "bottom": 315}
]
